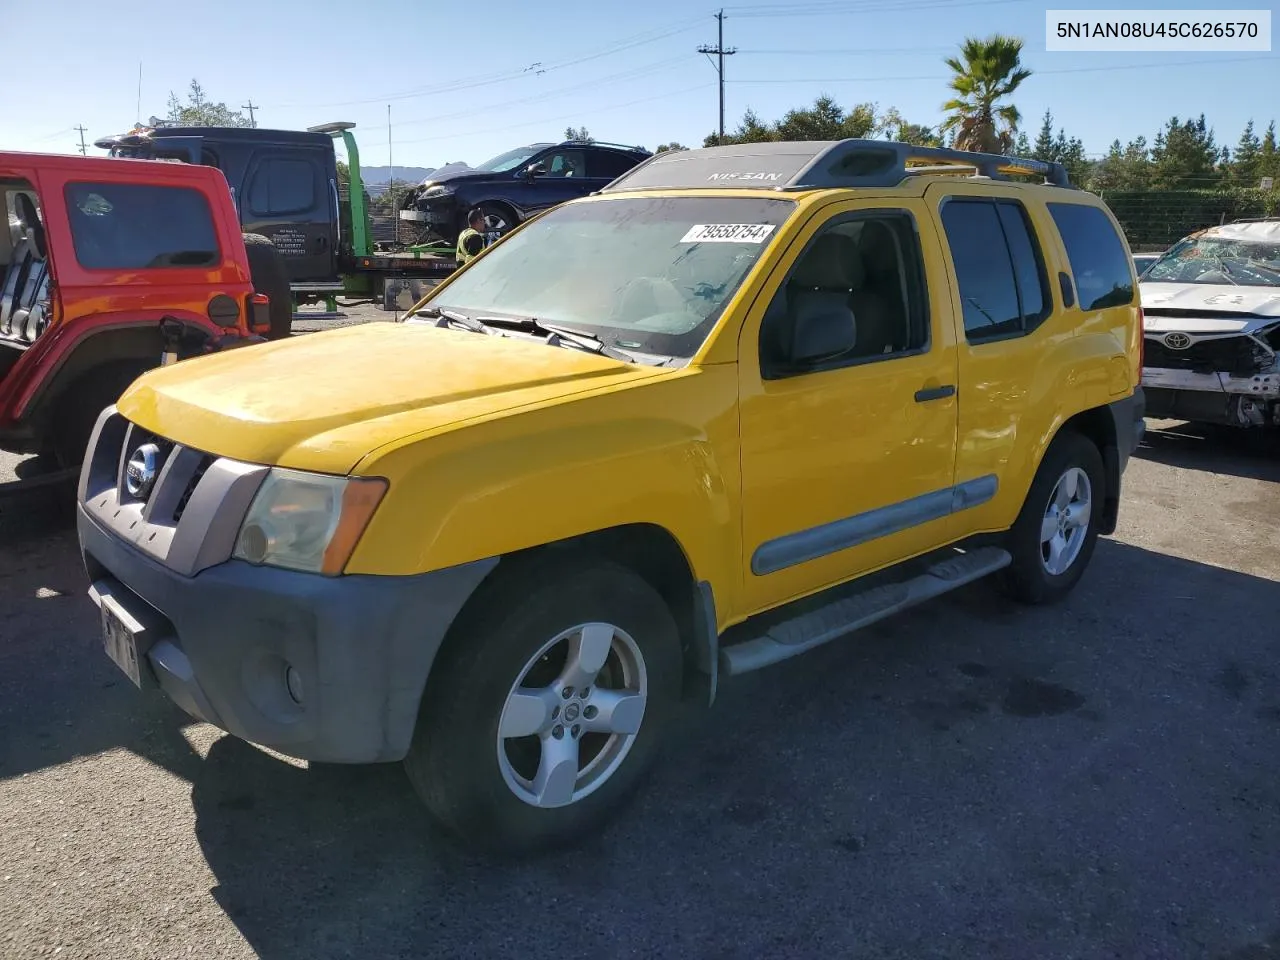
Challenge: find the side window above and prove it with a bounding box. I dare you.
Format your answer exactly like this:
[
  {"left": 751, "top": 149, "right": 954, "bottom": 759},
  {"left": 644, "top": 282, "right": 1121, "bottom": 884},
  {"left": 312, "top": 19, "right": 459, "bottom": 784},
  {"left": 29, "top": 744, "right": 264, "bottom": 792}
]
[
  {"left": 760, "top": 213, "right": 930, "bottom": 379},
  {"left": 64, "top": 182, "right": 219, "bottom": 270},
  {"left": 537, "top": 149, "right": 587, "bottom": 179},
  {"left": 940, "top": 198, "right": 1050, "bottom": 342},
  {"left": 1047, "top": 202, "right": 1135, "bottom": 311},
  {"left": 248, "top": 158, "right": 317, "bottom": 216},
  {"left": 588, "top": 150, "right": 642, "bottom": 179}
]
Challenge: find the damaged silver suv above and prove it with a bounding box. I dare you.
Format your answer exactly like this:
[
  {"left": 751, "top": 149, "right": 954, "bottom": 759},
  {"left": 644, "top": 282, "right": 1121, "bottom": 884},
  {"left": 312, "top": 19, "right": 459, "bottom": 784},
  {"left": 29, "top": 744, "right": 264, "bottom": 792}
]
[{"left": 1140, "top": 218, "right": 1280, "bottom": 432}]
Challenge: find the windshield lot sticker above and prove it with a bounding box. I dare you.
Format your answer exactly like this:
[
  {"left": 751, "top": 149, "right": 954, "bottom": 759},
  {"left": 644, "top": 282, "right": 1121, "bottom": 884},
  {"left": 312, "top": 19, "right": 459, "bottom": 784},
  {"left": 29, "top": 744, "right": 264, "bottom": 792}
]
[{"left": 680, "top": 224, "right": 777, "bottom": 243}]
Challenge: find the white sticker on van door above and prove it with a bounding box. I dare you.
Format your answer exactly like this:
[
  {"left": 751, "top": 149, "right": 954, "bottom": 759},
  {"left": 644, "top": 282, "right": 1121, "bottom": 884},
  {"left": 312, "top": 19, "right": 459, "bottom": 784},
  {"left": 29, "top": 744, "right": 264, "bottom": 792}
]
[{"left": 680, "top": 223, "right": 777, "bottom": 243}]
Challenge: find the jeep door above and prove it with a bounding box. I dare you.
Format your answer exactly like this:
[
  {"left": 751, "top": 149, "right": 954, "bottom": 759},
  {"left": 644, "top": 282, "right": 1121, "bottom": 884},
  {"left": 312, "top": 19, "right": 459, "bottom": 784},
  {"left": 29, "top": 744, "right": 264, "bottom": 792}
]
[
  {"left": 240, "top": 148, "right": 337, "bottom": 283},
  {"left": 736, "top": 199, "right": 961, "bottom": 614}
]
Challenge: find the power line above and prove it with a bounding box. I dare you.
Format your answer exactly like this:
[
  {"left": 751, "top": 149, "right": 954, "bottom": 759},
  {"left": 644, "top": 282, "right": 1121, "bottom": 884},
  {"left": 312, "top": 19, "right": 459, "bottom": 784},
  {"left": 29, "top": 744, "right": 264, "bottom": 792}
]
[
  {"left": 266, "top": 15, "right": 707, "bottom": 109},
  {"left": 725, "top": 0, "right": 1031, "bottom": 17},
  {"left": 74, "top": 125, "right": 88, "bottom": 155},
  {"left": 728, "top": 53, "right": 1278, "bottom": 83},
  {"left": 392, "top": 55, "right": 695, "bottom": 130},
  {"left": 393, "top": 82, "right": 716, "bottom": 146},
  {"left": 241, "top": 100, "right": 258, "bottom": 127},
  {"left": 697, "top": 9, "right": 737, "bottom": 141}
]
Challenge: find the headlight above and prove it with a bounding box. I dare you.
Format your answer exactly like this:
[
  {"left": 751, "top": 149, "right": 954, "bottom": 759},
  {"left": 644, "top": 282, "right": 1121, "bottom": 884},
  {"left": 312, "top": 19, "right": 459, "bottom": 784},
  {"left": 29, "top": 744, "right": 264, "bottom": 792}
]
[
  {"left": 233, "top": 468, "right": 387, "bottom": 575},
  {"left": 421, "top": 184, "right": 453, "bottom": 199}
]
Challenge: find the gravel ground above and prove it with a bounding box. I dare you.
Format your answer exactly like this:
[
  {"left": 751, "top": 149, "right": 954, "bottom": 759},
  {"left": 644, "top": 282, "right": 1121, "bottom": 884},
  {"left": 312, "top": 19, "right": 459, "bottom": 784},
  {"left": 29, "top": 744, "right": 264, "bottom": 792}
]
[{"left": 2, "top": 404, "right": 1280, "bottom": 958}]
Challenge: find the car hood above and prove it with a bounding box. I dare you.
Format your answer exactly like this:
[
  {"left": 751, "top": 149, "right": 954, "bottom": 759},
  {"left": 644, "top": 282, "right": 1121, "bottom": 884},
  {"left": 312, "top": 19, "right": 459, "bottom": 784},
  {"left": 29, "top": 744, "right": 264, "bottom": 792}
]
[
  {"left": 116, "top": 323, "right": 669, "bottom": 475},
  {"left": 1141, "top": 282, "right": 1280, "bottom": 333}
]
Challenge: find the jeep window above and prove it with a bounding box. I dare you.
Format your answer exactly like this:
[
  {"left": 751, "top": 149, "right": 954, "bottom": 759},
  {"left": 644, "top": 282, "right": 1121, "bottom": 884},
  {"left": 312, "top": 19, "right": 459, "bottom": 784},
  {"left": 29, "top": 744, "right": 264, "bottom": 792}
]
[
  {"left": 64, "top": 182, "right": 219, "bottom": 270},
  {"left": 589, "top": 150, "right": 642, "bottom": 179},
  {"left": 427, "top": 196, "right": 795, "bottom": 359},
  {"left": 1142, "top": 235, "right": 1280, "bottom": 288},
  {"left": 1047, "top": 202, "right": 1137, "bottom": 308},
  {"left": 941, "top": 198, "right": 1051, "bottom": 342},
  {"left": 475, "top": 145, "right": 551, "bottom": 173},
  {"left": 248, "top": 158, "right": 317, "bottom": 217},
  {"left": 760, "top": 212, "right": 931, "bottom": 379}
]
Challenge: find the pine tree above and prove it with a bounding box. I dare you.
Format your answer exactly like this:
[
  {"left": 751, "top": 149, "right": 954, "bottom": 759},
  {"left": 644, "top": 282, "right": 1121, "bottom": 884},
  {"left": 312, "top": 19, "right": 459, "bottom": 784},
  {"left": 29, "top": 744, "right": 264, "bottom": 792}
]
[{"left": 1032, "top": 109, "right": 1054, "bottom": 161}]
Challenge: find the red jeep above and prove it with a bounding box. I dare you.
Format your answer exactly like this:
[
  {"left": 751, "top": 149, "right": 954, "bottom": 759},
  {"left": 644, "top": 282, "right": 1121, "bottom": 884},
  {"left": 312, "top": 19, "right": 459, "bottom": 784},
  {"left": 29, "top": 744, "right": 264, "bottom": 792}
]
[{"left": 1, "top": 151, "right": 287, "bottom": 473}]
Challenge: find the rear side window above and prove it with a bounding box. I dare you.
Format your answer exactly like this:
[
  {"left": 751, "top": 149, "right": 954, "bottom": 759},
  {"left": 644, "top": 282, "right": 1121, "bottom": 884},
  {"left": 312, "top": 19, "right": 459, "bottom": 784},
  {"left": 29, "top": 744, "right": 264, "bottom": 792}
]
[
  {"left": 1047, "top": 203, "right": 1135, "bottom": 311},
  {"left": 940, "top": 198, "right": 1050, "bottom": 342},
  {"left": 589, "top": 150, "right": 643, "bottom": 179},
  {"left": 65, "top": 182, "right": 219, "bottom": 270},
  {"left": 248, "top": 158, "right": 317, "bottom": 217}
]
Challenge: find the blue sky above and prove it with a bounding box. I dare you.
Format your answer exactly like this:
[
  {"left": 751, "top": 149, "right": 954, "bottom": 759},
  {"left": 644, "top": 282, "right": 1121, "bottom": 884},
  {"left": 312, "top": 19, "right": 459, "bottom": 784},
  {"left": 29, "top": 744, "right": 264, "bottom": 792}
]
[{"left": 8, "top": 0, "right": 1277, "bottom": 170}]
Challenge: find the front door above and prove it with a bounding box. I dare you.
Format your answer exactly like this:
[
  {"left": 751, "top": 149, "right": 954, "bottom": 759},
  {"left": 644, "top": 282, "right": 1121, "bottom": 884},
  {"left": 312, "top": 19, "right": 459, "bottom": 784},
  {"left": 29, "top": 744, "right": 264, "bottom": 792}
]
[
  {"left": 737, "top": 199, "right": 962, "bottom": 614},
  {"left": 240, "top": 148, "right": 337, "bottom": 283},
  {"left": 510, "top": 147, "right": 591, "bottom": 215}
]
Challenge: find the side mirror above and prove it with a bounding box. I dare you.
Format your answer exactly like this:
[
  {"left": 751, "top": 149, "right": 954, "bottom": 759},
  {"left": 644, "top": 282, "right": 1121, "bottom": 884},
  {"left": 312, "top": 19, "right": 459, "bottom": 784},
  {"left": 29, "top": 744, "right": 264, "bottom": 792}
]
[{"left": 524, "top": 162, "right": 547, "bottom": 179}]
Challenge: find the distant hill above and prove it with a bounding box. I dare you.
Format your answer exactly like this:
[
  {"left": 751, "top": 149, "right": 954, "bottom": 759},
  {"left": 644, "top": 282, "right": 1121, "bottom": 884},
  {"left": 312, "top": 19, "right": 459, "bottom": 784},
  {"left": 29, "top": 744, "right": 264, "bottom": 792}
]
[{"left": 361, "top": 165, "right": 436, "bottom": 193}]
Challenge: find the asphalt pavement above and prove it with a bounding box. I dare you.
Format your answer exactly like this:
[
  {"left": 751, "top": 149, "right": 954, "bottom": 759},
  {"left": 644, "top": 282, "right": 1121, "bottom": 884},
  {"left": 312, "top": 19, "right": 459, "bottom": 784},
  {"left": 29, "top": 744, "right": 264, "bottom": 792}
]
[{"left": 2, "top": 413, "right": 1280, "bottom": 960}]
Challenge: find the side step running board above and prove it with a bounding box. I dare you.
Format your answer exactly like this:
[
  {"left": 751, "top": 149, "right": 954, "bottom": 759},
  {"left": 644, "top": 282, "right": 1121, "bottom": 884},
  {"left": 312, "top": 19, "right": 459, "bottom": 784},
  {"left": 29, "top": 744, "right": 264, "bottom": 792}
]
[{"left": 720, "top": 546, "right": 1012, "bottom": 677}]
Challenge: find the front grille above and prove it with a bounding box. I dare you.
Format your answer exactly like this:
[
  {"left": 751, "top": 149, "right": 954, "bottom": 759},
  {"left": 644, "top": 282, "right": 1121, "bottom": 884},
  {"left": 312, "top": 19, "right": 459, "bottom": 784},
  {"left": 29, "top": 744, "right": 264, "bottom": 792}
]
[
  {"left": 172, "top": 455, "right": 214, "bottom": 522},
  {"left": 1143, "top": 333, "right": 1267, "bottom": 376},
  {"left": 119, "top": 428, "right": 176, "bottom": 506}
]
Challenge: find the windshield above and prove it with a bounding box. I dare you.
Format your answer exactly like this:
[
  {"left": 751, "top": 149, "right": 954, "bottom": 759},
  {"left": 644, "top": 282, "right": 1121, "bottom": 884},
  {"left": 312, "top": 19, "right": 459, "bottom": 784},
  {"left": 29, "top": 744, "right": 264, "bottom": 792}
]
[
  {"left": 1145, "top": 235, "right": 1280, "bottom": 287},
  {"left": 426, "top": 195, "right": 796, "bottom": 359},
  {"left": 474, "top": 145, "right": 549, "bottom": 173}
]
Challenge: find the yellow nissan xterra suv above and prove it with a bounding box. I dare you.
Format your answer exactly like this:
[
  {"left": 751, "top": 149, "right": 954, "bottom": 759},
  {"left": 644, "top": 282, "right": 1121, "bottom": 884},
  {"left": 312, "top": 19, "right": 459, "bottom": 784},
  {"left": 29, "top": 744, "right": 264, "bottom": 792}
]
[{"left": 78, "top": 140, "right": 1144, "bottom": 853}]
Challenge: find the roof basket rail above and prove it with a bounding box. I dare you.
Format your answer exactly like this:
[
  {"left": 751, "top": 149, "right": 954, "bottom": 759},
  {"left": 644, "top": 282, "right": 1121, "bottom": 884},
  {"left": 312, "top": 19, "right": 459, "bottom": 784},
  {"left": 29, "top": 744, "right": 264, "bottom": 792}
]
[
  {"left": 599, "top": 137, "right": 1073, "bottom": 194},
  {"left": 1229, "top": 215, "right": 1280, "bottom": 224},
  {"left": 785, "top": 140, "right": 1072, "bottom": 190},
  {"left": 565, "top": 139, "right": 648, "bottom": 152}
]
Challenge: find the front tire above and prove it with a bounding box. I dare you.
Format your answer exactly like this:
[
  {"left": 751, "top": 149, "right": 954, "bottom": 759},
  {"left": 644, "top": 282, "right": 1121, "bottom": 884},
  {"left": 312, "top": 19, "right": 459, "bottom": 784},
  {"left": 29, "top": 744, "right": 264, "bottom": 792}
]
[
  {"left": 999, "top": 430, "right": 1105, "bottom": 605},
  {"left": 403, "top": 557, "right": 682, "bottom": 854}
]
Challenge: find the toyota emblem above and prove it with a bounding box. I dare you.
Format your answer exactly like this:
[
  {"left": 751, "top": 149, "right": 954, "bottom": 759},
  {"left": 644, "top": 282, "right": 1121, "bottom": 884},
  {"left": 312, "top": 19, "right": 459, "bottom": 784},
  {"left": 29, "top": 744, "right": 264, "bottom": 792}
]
[
  {"left": 125, "top": 443, "right": 161, "bottom": 499},
  {"left": 1163, "top": 332, "right": 1192, "bottom": 350}
]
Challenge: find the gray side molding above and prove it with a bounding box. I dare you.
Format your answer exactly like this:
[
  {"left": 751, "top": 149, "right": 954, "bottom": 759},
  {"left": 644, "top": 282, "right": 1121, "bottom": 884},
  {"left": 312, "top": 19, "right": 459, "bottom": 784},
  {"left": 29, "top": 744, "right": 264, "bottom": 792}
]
[{"left": 751, "top": 475, "right": 999, "bottom": 577}]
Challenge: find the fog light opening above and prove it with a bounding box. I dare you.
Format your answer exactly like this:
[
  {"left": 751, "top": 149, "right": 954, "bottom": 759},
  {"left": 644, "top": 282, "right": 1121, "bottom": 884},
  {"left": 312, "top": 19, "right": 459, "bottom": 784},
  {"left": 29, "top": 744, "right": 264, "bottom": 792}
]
[{"left": 285, "top": 665, "right": 304, "bottom": 705}]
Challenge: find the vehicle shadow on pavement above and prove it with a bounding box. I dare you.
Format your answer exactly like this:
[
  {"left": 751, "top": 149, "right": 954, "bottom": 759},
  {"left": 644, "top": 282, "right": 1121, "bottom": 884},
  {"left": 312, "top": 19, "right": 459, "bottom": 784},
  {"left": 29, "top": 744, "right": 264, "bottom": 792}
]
[
  {"left": 0, "top": 529, "right": 204, "bottom": 784},
  {"left": 188, "top": 538, "right": 1280, "bottom": 960},
  {"left": 1136, "top": 420, "right": 1280, "bottom": 484}
]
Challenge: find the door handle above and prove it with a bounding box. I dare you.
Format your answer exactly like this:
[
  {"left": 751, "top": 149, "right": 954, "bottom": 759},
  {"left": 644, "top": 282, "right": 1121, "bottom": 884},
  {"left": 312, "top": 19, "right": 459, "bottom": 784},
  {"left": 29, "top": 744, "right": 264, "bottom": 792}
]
[{"left": 914, "top": 384, "right": 956, "bottom": 403}]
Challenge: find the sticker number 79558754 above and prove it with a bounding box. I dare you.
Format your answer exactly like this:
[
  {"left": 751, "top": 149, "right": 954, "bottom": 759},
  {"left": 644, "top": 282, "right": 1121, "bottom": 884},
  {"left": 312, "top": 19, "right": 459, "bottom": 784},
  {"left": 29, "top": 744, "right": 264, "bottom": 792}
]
[{"left": 679, "top": 223, "right": 777, "bottom": 244}]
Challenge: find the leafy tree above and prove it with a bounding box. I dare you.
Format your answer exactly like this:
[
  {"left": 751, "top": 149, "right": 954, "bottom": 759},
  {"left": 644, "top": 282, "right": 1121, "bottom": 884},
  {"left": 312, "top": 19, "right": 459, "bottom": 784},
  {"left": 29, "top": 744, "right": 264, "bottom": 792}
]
[
  {"left": 1231, "top": 120, "right": 1261, "bottom": 185},
  {"left": 655, "top": 142, "right": 688, "bottom": 153},
  {"left": 164, "top": 80, "right": 253, "bottom": 128},
  {"left": 893, "top": 122, "right": 943, "bottom": 147},
  {"left": 564, "top": 126, "right": 594, "bottom": 142},
  {"left": 1256, "top": 121, "right": 1278, "bottom": 183},
  {"left": 707, "top": 97, "right": 898, "bottom": 147},
  {"left": 940, "top": 34, "right": 1031, "bottom": 154},
  {"left": 1150, "top": 115, "right": 1222, "bottom": 189}
]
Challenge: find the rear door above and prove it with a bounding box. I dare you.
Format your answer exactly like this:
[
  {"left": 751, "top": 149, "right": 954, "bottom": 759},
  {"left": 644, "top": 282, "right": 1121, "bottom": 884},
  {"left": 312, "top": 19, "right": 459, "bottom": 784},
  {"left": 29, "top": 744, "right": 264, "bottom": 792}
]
[
  {"left": 587, "top": 148, "right": 644, "bottom": 189},
  {"left": 241, "top": 148, "right": 336, "bottom": 283}
]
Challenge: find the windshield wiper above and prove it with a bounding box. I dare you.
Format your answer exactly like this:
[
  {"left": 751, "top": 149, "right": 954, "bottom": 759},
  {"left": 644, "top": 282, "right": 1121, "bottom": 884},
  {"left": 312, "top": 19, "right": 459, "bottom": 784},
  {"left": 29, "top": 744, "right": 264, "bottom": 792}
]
[
  {"left": 475, "top": 315, "right": 636, "bottom": 363},
  {"left": 418, "top": 306, "right": 501, "bottom": 336}
]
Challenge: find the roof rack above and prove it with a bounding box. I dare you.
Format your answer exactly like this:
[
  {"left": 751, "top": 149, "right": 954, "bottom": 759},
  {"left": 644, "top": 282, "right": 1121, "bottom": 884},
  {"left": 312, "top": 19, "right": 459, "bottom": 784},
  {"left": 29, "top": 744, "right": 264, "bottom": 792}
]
[
  {"left": 1229, "top": 216, "right": 1280, "bottom": 224},
  {"left": 599, "top": 138, "right": 1071, "bottom": 194},
  {"left": 564, "top": 139, "right": 648, "bottom": 152}
]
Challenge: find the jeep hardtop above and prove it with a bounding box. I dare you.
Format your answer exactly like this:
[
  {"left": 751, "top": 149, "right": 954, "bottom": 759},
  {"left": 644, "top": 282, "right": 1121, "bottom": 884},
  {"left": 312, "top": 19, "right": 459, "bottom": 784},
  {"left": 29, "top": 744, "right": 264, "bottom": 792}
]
[
  {"left": 1, "top": 151, "right": 278, "bottom": 473},
  {"left": 77, "top": 139, "right": 1144, "bottom": 853}
]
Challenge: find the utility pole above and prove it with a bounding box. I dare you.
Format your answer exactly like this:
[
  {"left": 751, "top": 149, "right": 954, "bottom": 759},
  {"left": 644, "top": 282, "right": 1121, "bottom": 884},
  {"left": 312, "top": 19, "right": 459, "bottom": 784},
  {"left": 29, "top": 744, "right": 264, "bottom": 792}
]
[
  {"left": 388, "top": 104, "right": 397, "bottom": 245},
  {"left": 74, "top": 125, "right": 88, "bottom": 156},
  {"left": 697, "top": 9, "right": 737, "bottom": 142},
  {"left": 241, "top": 100, "right": 258, "bottom": 127}
]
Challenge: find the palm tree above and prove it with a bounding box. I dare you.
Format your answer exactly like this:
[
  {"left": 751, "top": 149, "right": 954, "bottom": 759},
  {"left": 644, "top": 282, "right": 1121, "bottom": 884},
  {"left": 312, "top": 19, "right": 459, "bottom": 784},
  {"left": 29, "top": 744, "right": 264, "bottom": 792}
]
[{"left": 940, "top": 35, "right": 1032, "bottom": 154}]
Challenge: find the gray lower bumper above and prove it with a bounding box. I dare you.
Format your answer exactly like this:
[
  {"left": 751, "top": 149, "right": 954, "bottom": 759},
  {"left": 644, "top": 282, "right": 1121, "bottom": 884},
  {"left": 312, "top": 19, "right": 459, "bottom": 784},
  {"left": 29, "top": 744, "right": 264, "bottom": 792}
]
[{"left": 78, "top": 505, "right": 496, "bottom": 763}]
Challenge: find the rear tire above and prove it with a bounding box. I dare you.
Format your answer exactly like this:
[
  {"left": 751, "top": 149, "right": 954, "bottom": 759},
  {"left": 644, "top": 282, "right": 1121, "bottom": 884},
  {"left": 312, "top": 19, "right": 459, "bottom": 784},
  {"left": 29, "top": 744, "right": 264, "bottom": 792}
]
[
  {"left": 241, "top": 233, "right": 292, "bottom": 340},
  {"left": 403, "top": 557, "right": 682, "bottom": 855},
  {"left": 999, "top": 430, "right": 1105, "bottom": 605}
]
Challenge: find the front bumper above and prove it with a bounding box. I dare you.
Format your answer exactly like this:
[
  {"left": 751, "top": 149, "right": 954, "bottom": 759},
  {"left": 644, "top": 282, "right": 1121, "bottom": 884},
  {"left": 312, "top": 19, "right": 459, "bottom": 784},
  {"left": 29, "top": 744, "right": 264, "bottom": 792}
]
[
  {"left": 80, "top": 506, "right": 495, "bottom": 762},
  {"left": 76, "top": 406, "right": 497, "bottom": 763}
]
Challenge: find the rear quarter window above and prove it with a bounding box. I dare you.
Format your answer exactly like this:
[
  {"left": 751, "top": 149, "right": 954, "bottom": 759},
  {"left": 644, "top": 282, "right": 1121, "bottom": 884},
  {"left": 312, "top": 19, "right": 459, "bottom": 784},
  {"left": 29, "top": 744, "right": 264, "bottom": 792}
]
[
  {"left": 1047, "top": 202, "right": 1135, "bottom": 311},
  {"left": 65, "top": 182, "right": 220, "bottom": 270}
]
